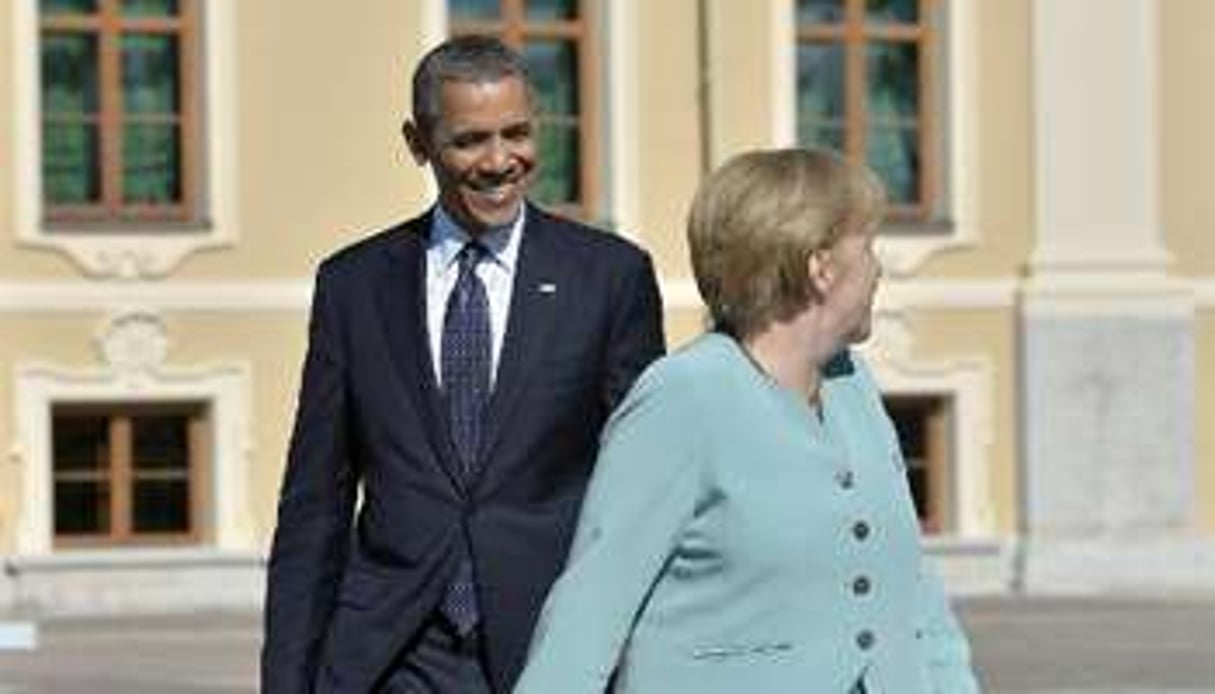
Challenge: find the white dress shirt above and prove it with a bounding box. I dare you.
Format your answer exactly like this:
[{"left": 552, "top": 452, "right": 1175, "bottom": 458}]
[{"left": 426, "top": 204, "right": 524, "bottom": 387}]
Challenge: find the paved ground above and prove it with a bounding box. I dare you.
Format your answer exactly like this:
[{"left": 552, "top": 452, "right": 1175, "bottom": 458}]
[{"left": 1, "top": 596, "right": 1213, "bottom": 693}]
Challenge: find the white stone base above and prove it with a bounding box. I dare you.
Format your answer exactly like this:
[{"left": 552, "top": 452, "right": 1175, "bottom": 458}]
[
  {"left": 926, "top": 537, "right": 1017, "bottom": 595},
  {"left": 0, "top": 621, "right": 37, "bottom": 650},
  {"left": 1020, "top": 537, "right": 1215, "bottom": 596},
  {"left": 2, "top": 549, "right": 264, "bottom": 617}
]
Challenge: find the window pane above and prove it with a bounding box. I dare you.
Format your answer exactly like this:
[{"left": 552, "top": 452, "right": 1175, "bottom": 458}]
[
  {"left": 797, "top": 42, "right": 844, "bottom": 121},
  {"left": 534, "top": 122, "right": 579, "bottom": 206},
  {"left": 525, "top": 40, "right": 579, "bottom": 117},
  {"left": 41, "top": 32, "right": 99, "bottom": 115},
  {"left": 867, "top": 126, "right": 920, "bottom": 204},
  {"left": 133, "top": 415, "right": 190, "bottom": 471},
  {"left": 133, "top": 479, "right": 190, "bottom": 532},
  {"left": 866, "top": 42, "right": 919, "bottom": 121},
  {"left": 122, "top": 123, "right": 182, "bottom": 203},
  {"left": 798, "top": 122, "right": 845, "bottom": 152},
  {"left": 526, "top": 0, "right": 578, "bottom": 21},
  {"left": 797, "top": 0, "right": 845, "bottom": 24},
  {"left": 867, "top": 0, "right": 918, "bottom": 24},
  {"left": 41, "top": 0, "right": 98, "bottom": 15},
  {"left": 121, "top": 0, "right": 178, "bottom": 17},
  {"left": 55, "top": 480, "right": 110, "bottom": 534},
  {"left": 43, "top": 122, "right": 102, "bottom": 204},
  {"left": 449, "top": 0, "right": 500, "bottom": 21},
  {"left": 53, "top": 415, "right": 109, "bottom": 471},
  {"left": 123, "top": 33, "right": 180, "bottom": 114}
]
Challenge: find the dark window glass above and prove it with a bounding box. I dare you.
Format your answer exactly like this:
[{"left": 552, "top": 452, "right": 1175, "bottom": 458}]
[
  {"left": 41, "top": 0, "right": 98, "bottom": 15},
  {"left": 526, "top": 40, "right": 579, "bottom": 119},
  {"left": 525, "top": 40, "right": 580, "bottom": 207},
  {"left": 535, "top": 123, "right": 580, "bottom": 206},
  {"left": 54, "top": 480, "right": 110, "bottom": 534},
  {"left": 122, "top": 123, "right": 181, "bottom": 203},
  {"left": 121, "top": 0, "right": 178, "bottom": 17},
  {"left": 867, "top": 42, "right": 919, "bottom": 120},
  {"left": 867, "top": 0, "right": 918, "bottom": 24},
  {"left": 43, "top": 123, "right": 102, "bottom": 204},
  {"left": 122, "top": 33, "right": 180, "bottom": 113},
  {"left": 449, "top": 0, "right": 500, "bottom": 20},
  {"left": 798, "top": 0, "right": 845, "bottom": 23},
  {"left": 133, "top": 415, "right": 190, "bottom": 470},
  {"left": 526, "top": 0, "right": 579, "bottom": 22},
  {"left": 867, "top": 126, "right": 919, "bottom": 204},
  {"left": 53, "top": 416, "right": 109, "bottom": 472},
  {"left": 797, "top": 42, "right": 845, "bottom": 151},
  {"left": 41, "top": 33, "right": 100, "bottom": 114},
  {"left": 133, "top": 480, "right": 190, "bottom": 532}
]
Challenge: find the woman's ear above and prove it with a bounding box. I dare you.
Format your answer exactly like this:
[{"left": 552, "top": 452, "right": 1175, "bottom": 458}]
[{"left": 807, "top": 247, "right": 834, "bottom": 297}]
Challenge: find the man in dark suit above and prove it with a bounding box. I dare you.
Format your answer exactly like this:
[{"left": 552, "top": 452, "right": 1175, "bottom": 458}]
[{"left": 261, "top": 35, "right": 665, "bottom": 694}]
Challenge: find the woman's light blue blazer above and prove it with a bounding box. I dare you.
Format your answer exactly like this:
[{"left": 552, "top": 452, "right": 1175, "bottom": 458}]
[{"left": 514, "top": 333, "right": 981, "bottom": 693}]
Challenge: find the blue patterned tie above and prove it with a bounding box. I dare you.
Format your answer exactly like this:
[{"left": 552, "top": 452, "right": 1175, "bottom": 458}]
[{"left": 439, "top": 241, "right": 490, "bottom": 634}]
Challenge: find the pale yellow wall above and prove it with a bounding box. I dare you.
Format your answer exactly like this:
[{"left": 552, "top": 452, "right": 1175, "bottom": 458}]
[
  {"left": 0, "top": 1, "right": 13, "bottom": 248},
  {"left": 707, "top": 0, "right": 781, "bottom": 166},
  {"left": 915, "top": 0, "right": 1034, "bottom": 280},
  {"left": 177, "top": 0, "right": 430, "bottom": 279},
  {"left": 634, "top": 0, "right": 701, "bottom": 282},
  {"left": 898, "top": 308, "right": 1020, "bottom": 535},
  {"left": 1161, "top": 0, "right": 1215, "bottom": 276}
]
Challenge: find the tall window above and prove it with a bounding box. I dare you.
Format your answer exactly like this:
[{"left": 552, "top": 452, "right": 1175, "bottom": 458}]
[
  {"left": 449, "top": 0, "right": 598, "bottom": 219},
  {"left": 52, "top": 403, "right": 208, "bottom": 547},
  {"left": 796, "top": 0, "right": 939, "bottom": 221},
  {"left": 884, "top": 394, "right": 951, "bottom": 533},
  {"left": 39, "top": 0, "right": 200, "bottom": 225}
]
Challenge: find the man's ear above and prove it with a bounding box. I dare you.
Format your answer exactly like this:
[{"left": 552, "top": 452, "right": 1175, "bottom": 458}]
[{"left": 401, "top": 120, "right": 430, "bottom": 165}]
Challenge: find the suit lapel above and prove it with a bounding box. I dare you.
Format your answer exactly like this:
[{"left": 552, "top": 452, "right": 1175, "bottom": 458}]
[
  {"left": 375, "top": 214, "right": 465, "bottom": 493},
  {"left": 476, "top": 208, "right": 565, "bottom": 480}
]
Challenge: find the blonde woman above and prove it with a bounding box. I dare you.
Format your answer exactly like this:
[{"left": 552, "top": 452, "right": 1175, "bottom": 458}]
[{"left": 514, "top": 148, "right": 980, "bottom": 693}]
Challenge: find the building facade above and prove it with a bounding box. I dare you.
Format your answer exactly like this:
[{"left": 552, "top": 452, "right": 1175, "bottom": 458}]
[{"left": 1, "top": 0, "right": 1213, "bottom": 615}]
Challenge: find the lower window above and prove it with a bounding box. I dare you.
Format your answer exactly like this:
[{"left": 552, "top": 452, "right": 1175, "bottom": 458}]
[
  {"left": 883, "top": 394, "right": 952, "bottom": 534},
  {"left": 52, "top": 402, "right": 208, "bottom": 547}
]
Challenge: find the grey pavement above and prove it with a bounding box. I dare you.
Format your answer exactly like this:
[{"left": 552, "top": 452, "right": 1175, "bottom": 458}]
[{"left": 1, "top": 596, "right": 1213, "bottom": 693}]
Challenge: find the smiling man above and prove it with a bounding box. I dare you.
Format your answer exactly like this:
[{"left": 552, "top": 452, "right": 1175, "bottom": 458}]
[{"left": 261, "top": 36, "right": 665, "bottom": 694}]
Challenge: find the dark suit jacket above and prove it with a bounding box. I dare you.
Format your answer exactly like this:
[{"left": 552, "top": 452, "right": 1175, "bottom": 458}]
[{"left": 261, "top": 205, "right": 666, "bottom": 694}]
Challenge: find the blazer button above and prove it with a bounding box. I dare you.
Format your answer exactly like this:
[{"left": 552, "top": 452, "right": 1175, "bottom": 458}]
[
  {"left": 856, "top": 630, "right": 876, "bottom": 651},
  {"left": 852, "top": 576, "right": 872, "bottom": 596},
  {"left": 851, "top": 520, "right": 871, "bottom": 541},
  {"left": 836, "top": 469, "right": 856, "bottom": 490}
]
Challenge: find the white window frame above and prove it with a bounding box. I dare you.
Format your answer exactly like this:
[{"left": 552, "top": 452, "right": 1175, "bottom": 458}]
[
  {"left": 772, "top": 0, "right": 981, "bottom": 277},
  {"left": 12, "top": 311, "right": 253, "bottom": 554},
  {"left": 11, "top": 0, "right": 239, "bottom": 279}
]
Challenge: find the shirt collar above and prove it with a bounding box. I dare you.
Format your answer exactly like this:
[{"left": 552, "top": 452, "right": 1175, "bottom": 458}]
[{"left": 430, "top": 203, "right": 525, "bottom": 273}]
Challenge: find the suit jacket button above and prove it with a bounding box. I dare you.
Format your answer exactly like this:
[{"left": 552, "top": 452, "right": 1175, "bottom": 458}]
[
  {"left": 851, "top": 521, "right": 871, "bottom": 541},
  {"left": 856, "top": 630, "right": 876, "bottom": 651}
]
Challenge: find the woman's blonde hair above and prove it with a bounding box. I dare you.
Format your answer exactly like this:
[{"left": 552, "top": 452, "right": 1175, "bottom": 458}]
[{"left": 687, "top": 147, "right": 885, "bottom": 338}]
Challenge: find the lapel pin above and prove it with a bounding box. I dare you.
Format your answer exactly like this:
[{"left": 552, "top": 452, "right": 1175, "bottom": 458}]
[{"left": 538, "top": 283, "right": 557, "bottom": 294}]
